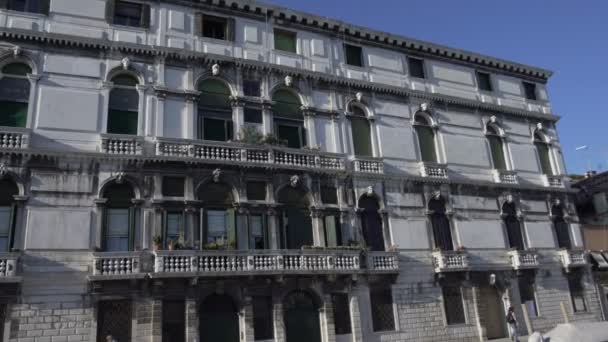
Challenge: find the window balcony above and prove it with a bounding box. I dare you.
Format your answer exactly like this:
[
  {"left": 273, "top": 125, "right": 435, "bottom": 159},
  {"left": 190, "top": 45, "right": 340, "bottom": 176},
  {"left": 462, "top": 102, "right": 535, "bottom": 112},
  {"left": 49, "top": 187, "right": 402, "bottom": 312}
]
[
  {"left": 353, "top": 157, "right": 384, "bottom": 174},
  {"left": 100, "top": 133, "right": 143, "bottom": 155},
  {"left": 155, "top": 138, "right": 346, "bottom": 172},
  {"left": 559, "top": 249, "right": 588, "bottom": 271},
  {"left": 431, "top": 250, "right": 469, "bottom": 273},
  {"left": 0, "top": 126, "right": 30, "bottom": 150},
  {"left": 492, "top": 169, "right": 518, "bottom": 184},
  {"left": 89, "top": 251, "right": 145, "bottom": 281},
  {"left": 419, "top": 162, "right": 448, "bottom": 179},
  {"left": 541, "top": 174, "right": 564, "bottom": 188},
  {"left": 508, "top": 250, "right": 539, "bottom": 270},
  {"left": 0, "top": 253, "right": 21, "bottom": 282},
  {"left": 366, "top": 251, "right": 399, "bottom": 272}
]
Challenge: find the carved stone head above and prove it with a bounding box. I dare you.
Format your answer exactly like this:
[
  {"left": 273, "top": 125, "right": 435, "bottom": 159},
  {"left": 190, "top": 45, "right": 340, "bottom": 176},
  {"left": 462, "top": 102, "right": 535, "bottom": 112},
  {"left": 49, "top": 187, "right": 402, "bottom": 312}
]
[
  {"left": 490, "top": 115, "right": 497, "bottom": 124},
  {"left": 432, "top": 190, "right": 441, "bottom": 200},
  {"left": 289, "top": 175, "right": 299, "bottom": 188},
  {"left": 284, "top": 75, "right": 293, "bottom": 87},
  {"left": 419, "top": 102, "right": 430, "bottom": 112},
  {"left": 121, "top": 57, "right": 130, "bottom": 70},
  {"left": 212, "top": 168, "right": 222, "bottom": 183},
  {"left": 505, "top": 194, "right": 514, "bottom": 204},
  {"left": 355, "top": 92, "right": 363, "bottom": 102},
  {"left": 536, "top": 122, "right": 544, "bottom": 130},
  {"left": 12, "top": 46, "right": 21, "bottom": 58},
  {"left": 365, "top": 186, "right": 374, "bottom": 197},
  {"left": 115, "top": 172, "right": 126, "bottom": 184},
  {"left": 212, "top": 63, "right": 220, "bottom": 76}
]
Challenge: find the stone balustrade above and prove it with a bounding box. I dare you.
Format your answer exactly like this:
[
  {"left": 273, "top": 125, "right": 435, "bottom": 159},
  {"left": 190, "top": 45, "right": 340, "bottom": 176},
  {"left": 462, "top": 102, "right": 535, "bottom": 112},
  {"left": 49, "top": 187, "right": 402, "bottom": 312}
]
[
  {"left": 419, "top": 162, "right": 448, "bottom": 178},
  {"left": 91, "top": 252, "right": 143, "bottom": 279},
  {"left": 100, "top": 134, "right": 143, "bottom": 155},
  {"left": 353, "top": 157, "right": 384, "bottom": 174},
  {"left": 542, "top": 174, "right": 564, "bottom": 187},
  {"left": 431, "top": 250, "right": 469, "bottom": 273},
  {"left": 492, "top": 169, "right": 518, "bottom": 184},
  {"left": 559, "top": 249, "right": 588, "bottom": 270},
  {"left": 0, "top": 127, "right": 30, "bottom": 149},
  {"left": 367, "top": 251, "right": 399, "bottom": 271},
  {"left": 508, "top": 250, "right": 539, "bottom": 270},
  {"left": 0, "top": 253, "right": 20, "bottom": 279}
]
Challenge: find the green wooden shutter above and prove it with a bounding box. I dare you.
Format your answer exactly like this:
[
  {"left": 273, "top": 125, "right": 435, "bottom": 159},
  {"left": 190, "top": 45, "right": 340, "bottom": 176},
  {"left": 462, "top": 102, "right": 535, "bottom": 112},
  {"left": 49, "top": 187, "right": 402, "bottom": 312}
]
[
  {"left": 40, "top": 0, "right": 50, "bottom": 15},
  {"left": 350, "top": 117, "right": 372, "bottom": 156},
  {"left": 140, "top": 3, "right": 151, "bottom": 28},
  {"left": 488, "top": 135, "right": 506, "bottom": 170},
  {"left": 0, "top": 101, "right": 28, "bottom": 128},
  {"left": 195, "top": 12, "right": 204, "bottom": 36},
  {"left": 107, "top": 109, "right": 138, "bottom": 135},
  {"left": 226, "top": 18, "right": 235, "bottom": 41},
  {"left": 535, "top": 142, "right": 553, "bottom": 175},
  {"left": 416, "top": 126, "right": 437, "bottom": 162},
  {"left": 0, "top": 0, "right": 8, "bottom": 9},
  {"left": 105, "top": 0, "right": 115, "bottom": 24}
]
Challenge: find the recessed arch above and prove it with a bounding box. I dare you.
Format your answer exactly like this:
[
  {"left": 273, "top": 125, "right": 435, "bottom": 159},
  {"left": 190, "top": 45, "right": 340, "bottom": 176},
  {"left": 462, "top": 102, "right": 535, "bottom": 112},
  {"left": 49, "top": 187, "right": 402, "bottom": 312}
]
[
  {"left": 428, "top": 195, "right": 454, "bottom": 250},
  {"left": 105, "top": 64, "right": 145, "bottom": 86},
  {"left": 276, "top": 183, "right": 313, "bottom": 249},
  {"left": 200, "top": 293, "right": 239, "bottom": 342},
  {"left": 348, "top": 102, "right": 374, "bottom": 157},
  {"left": 197, "top": 77, "right": 233, "bottom": 109},
  {"left": 283, "top": 290, "right": 322, "bottom": 342},
  {"left": 0, "top": 50, "right": 38, "bottom": 75},
  {"left": 0, "top": 61, "right": 32, "bottom": 128},
  {"left": 486, "top": 122, "right": 507, "bottom": 170},
  {"left": 358, "top": 194, "right": 385, "bottom": 251},
  {"left": 551, "top": 203, "right": 571, "bottom": 249},
  {"left": 195, "top": 180, "right": 237, "bottom": 205},
  {"left": 533, "top": 129, "right": 554, "bottom": 175},
  {"left": 272, "top": 88, "right": 303, "bottom": 119},
  {"left": 502, "top": 201, "right": 524, "bottom": 250},
  {"left": 196, "top": 77, "right": 235, "bottom": 141},
  {"left": 107, "top": 72, "right": 140, "bottom": 135},
  {"left": 98, "top": 175, "right": 142, "bottom": 200}
]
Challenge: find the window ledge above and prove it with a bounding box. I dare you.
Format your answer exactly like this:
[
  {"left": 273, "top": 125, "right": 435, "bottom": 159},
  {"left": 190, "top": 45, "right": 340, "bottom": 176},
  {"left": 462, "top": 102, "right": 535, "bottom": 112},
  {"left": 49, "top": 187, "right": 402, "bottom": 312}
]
[
  {"left": 0, "top": 9, "right": 48, "bottom": 18},
  {"left": 109, "top": 23, "right": 149, "bottom": 32}
]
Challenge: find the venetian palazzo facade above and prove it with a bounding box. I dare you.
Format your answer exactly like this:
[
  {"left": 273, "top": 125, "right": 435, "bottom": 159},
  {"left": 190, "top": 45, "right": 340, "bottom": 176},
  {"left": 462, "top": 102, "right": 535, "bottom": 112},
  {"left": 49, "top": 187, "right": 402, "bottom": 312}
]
[{"left": 0, "top": 0, "right": 603, "bottom": 341}]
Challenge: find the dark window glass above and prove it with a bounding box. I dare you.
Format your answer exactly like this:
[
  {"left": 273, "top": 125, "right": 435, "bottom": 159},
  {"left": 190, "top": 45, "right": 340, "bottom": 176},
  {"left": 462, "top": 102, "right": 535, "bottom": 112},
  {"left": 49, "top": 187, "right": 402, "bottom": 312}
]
[
  {"left": 243, "top": 79, "right": 261, "bottom": 97},
  {"left": 244, "top": 108, "right": 263, "bottom": 124},
  {"left": 199, "top": 294, "right": 239, "bottom": 342},
  {"left": 321, "top": 186, "right": 338, "bottom": 205},
  {"left": 324, "top": 215, "right": 342, "bottom": 247},
  {"left": 204, "top": 209, "right": 236, "bottom": 248},
  {"left": 415, "top": 124, "right": 437, "bottom": 162},
  {"left": 97, "top": 300, "right": 132, "bottom": 342},
  {"left": 443, "top": 286, "right": 465, "bottom": 325},
  {"left": 274, "top": 29, "right": 297, "bottom": 53},
  {"left": 103, "top": 182, "right": 135, "bottom": 252},
  {"left": 247, "top": 181, "right": 267, "bottom": 201},
  {"left": 503, "top": 203, "right": 524, "bottom": 250},
  {"left": 523, "top": 82, "right": 537, "bottom": 100},
  {"left": 0, "top": 63, "right": 31, "bottom": 128},
  {"left": 0, "top": 180, "right": 18, "bottom": 252},
  {"left": 202, "top": 15, "right": 227, "bottom": 40},
  {"left": 370, "top": 288, "right": 395, "bottom": 332},
  {"left": 332, "top": 293, "right": 351, "bottom": 335},
  {"left": 359, "top": 196, "right": 384, "bottom": 252},
  {"left": 199, "top": 79, "right": 232, "bottom": 109},
  {"left": 568, "top": 275, "right": 587, "bottom": 312},
  {"left": 249, "top": 214, "right": 266, "bottom": 250},
  {"left": 476, "top": 71, "right": 493, "bottom": 91},
  {"left": 253, "top": 296, "right": 273, "bottom": 340},
  {"left": 114, "top": 1, "right": 143, "bottom": 28},
  {"left": 272, "top": 89, "right": 302, "bottom": 119},
  {"left": 7, "top": 0, "right": 48, "bottom": 14},
  {"left": 276, "top": 123, "right": 304, "bottom": 148},
  {"left": 350, "top": 116, "right": 372, "bottom": 156},
  {"left": 553, "top": 207, "right": 571, "bottom": 249},
  {"left": 408, "top": 57, "right": 425, "bottom": 79},
  {"left": 535, "top": 141, "right": 553, "bottom": 175},
  {"left": 344, "top": 44, "right": 363, "bottom": 67},
  {"left": 429, "top": 198, "right": 453, "bottom": 251},
  {"left": 203, "top": 117, "right": 233, "bottom": 141},
  {"left": 163, "top": 300, "right": 185, "bottom": 342},
  {"left": 518, "top": 277, "right": 538, "bottom": 317},
  {"left": 2, "top": 63, "right": 31, "bottom": 76},
  {"left": 165, "top": 212, "right": 184, "bottom": 247},
  {"left": 0, "top": 304, "right": 6, "bottom": 339},
  {"left": 487, "top": 134, "right": 506, "bottom": 170},
  {"left": 108, "top": 77, "right": 139, "bottom": 135},
  {"left": 162, "top": 177, "right": 185, "bottom": 197}
]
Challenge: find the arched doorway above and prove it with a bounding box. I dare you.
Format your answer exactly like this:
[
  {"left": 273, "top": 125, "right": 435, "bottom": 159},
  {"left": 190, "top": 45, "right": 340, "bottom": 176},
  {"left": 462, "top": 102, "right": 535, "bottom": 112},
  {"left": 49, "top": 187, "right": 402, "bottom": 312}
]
[
  {"left": 199, "top": 294, "right": 239, "bottom": 342},
  {"left": 278, "top": 185, "right": 313, "bottom": 249},
  {"left": 284, "top": 291, "right": 321, "bottom": 342},
  {"left": 358, "top": 196, "right": 384, "bottom": 251}
]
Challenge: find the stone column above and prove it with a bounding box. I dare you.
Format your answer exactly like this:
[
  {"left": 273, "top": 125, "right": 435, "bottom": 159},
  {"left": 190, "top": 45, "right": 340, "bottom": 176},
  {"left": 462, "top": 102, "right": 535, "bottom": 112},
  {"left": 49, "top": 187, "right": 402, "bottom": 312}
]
[
  {"left": 135, "top": 297, "right": 162, "bottom": 341},
  {"left": 379, "top": 209, "right": 391, "bottom": 250},
  {"left": 136, "top": 84, "right": 148, "bottom": 137},
  {"left": 236, "top": 205, "right": 250, "bottom": 250},
  {"left": 185, "top": 297, "right": 199, "bottom": 342},
  {"left": 353, "top": 284, "right": 371, "bottom": 341},
  {"left": 231, "top": 97, "right": 246, "bottom": 141},
  {"left": 267, "top": 206, "right": 280, "bottom": 249},
  {"left": 155, "top": 90, "right": 166, "bottom": 137},
  {"left": 367, "top": 116, "right": 379, "bottom": 157},
  {"left": 185, "top": 93, "right": 199, "bottom": 139},
  {"left": 262, "top": 102, "right": 273, "bottom": 136},
  {"left": 349, "top": 290, "right": 364, "bottom": 342},
  {"left": 242, "top": 296, "right": 255, "bottom": 342},
  {"left": 302, "top": 108, "right": 318, "bottom": 148},
  {"left": 322, "top": 294, "right": 336, "bottom": 342},
  {"left": 12, "top": 195, "right": 28, "bottom": 250},
  {"left": 273, "top": 293, "right": 286, "bottom": 342},
  {"left": 311, "top": 208, "right": 325, "bottom": 247},
  {"left": 26, "top": 73, "right": 41, "bottom": 129},
  {"left": 185, "top": 205, "right": 198, "bottom": 248},
  {"left": 94, "top": 198, "right": 107, "bottom": 250}
]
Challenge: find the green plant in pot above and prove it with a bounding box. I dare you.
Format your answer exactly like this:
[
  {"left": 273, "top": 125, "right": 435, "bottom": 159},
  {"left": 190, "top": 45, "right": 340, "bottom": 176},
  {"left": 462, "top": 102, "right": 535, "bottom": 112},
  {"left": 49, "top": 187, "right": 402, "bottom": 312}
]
[{"left": 152, "top": 235, "right": 162, "bottom": 251}]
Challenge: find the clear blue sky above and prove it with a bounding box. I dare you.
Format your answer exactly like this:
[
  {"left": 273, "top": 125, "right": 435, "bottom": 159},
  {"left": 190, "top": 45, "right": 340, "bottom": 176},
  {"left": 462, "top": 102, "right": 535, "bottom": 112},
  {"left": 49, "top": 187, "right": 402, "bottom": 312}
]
[{"left": 265, "top": 0, "right": 608, "bottom": 175}]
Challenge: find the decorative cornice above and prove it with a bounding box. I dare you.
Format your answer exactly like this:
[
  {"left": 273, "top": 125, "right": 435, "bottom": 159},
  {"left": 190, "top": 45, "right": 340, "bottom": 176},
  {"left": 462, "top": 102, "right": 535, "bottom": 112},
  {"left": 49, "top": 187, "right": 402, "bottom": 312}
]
[
  {"left": 158, "top": 0, "right": 552, "bottom": 81},
  {"left": 0, "top": 28, "right": 560, "bottom": 122}
]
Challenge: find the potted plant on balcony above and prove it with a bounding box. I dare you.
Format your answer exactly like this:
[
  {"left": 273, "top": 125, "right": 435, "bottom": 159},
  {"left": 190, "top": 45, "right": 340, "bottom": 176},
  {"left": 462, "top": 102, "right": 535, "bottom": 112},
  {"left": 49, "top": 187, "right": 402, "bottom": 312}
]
[
  {"left": 152, "top": 235, "right": 162, "bottom": 251},
  {"left": 457, "top": 245, "right": 467, "bottom": 252}
]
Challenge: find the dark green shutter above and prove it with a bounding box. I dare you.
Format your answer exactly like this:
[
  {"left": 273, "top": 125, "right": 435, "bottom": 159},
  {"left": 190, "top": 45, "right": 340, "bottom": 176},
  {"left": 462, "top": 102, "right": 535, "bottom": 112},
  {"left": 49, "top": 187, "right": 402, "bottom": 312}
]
[
  {"left": 40, "top": 0, "right": 50, "bottom": 15},
  {"left": 272, "top": 89, "right": 301, "bottom": 119},
  {"left": 195, "top": 12, "right": 204, "bottom": 36},
  {"left": 226, "top": 18, "right": 235, "bottom": 41},
  {"left": 105, "top": 0, "right": 115, "bottom": 24},
  {"left": 0, "top": 0, "right": 7, "bottom": 9},
  {"left": 140, "top": 3, "right": 150, "bottom": 28},
  {"left": 0, "top": 101, "right": 28, "bottom": 128},
  {"left": 535, "top": 142, "right": 553, "bottom": 175},
  {"left": 351, "top": 117, "right": 372, "bottom": 156},
  {"left": 107, "top": 109, "right": 138, "bottom": 135},
  {"left": 274, "top": 30, "right": 296, "bottom": 53},
  {"left": 488, "top": 135, "right": 506, "bottom": 170},
  {"left": 416, "top": 126, "right": 437, "bottom": 162}
]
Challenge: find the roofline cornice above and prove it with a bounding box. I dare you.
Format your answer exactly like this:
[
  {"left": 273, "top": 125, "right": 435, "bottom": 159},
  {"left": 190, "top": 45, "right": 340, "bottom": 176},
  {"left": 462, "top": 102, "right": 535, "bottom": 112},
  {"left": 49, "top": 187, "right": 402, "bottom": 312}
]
[
  {"left": 160, "top": 0, "right": 553, "bottom": 81},
  {"left": 0, "top": 28, "right": 560, "bottom": 123}
]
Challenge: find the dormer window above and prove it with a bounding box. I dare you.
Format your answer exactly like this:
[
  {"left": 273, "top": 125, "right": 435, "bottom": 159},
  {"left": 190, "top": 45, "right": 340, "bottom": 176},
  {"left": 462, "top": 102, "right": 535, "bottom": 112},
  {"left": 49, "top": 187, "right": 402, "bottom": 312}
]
[
  {"left": 523, "top": 81, "right": 537, "bottom": 100},
  {"left": 344, "top": 44, "right": 363, "bottom": 67},
  {"left": 476, "top": 71, "right": 493, "bottom": 92},
  {"left": 408, "top": 57, "right": 426, "bottom": 79}
]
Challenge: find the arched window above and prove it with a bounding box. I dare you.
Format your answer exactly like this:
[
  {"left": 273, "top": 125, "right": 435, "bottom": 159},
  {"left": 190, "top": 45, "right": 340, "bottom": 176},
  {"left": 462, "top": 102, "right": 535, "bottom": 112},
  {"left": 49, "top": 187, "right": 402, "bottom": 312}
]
[
  {"left": 487, "top": 125, "right": 507, "bottom": 170},
  {"left": 278, "top": 186, "right": 312, "bottom": 249},
  {"left": 358, "top": 196, "right": 384, "bottom": 251},
  {"left": 102, "top": 182, "right": 136, "bottom": 251},
  {"left": 503, "top": 202, "right": 524, "bottom": 250},
  {"left": 198, "top": 79, "right": 233, "bottom": 141},
  {"left": 429, "top": 196, "right": 453, "bottom": 251},
  {"left": 414, "top": 114, "right": 437, "bottom": 163},
  {"left": 272, "top": 89, "right": 305, "bottom": 148},
  {"left": 197, "top": 182, "right": 236, "bottom": 249},
  {"left": 200, "top": 294, "right": 239, "bottom": 342},
  {"left": 0, "top": 63, "right": 31, "bottom": 127},
  {"left": 0, "top": 179, "right": 19, "bottom": 252},
  {"left": 552, "top": 204, "right": 571, "bottom": 249},
  {"left": 349, "top": 106, "right": 373, "bottom": 156},
  {"left": 534, "top": 131, "right": 553, "bottom": 175},
  {"left": 108, "top": 74, "right": 139, "bottom": 135},
  {"left": 283, "top": 291, "right": 322, "bottom": 342}
]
